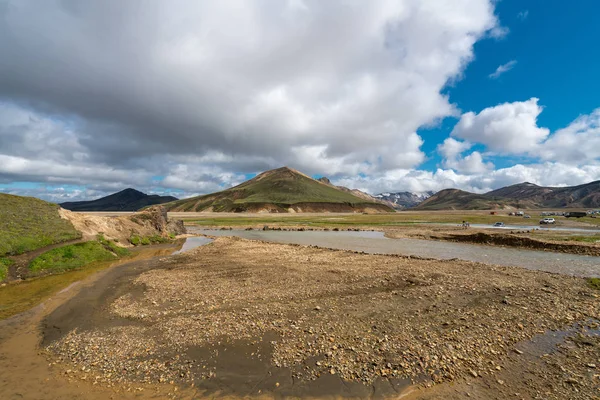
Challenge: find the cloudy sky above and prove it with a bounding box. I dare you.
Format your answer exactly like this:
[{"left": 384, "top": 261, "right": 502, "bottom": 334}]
[{"left": 1, "top": 0, "right": 599, "bottom": 202}]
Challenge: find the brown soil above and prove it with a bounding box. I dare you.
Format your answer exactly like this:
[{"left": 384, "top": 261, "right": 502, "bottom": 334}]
[
  {"left": 59, "top": 206, "right": 186, "bottom": 244},
  {"left": 27, "top": 237, "right": 600, "bottom": 399}
]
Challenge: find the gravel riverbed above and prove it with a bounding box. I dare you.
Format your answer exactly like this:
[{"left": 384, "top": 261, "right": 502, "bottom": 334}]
[{"left": 45, "top": 237, "right": 599, "bottom": 399}]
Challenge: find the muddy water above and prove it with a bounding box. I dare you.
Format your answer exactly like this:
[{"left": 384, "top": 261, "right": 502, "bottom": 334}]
[
  {"left": 172, "top": 236, "right": 213, "bottom": 254},
  {"left": 196, "top": 229, "right": 600, "bottom": 277},
  {"left": 0, "top": 239, "right": 214, "bottom": 400}
]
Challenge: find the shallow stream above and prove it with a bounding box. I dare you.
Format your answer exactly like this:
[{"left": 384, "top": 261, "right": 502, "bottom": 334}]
[{"left": 192, "top": 228, "right": 600, "bottom": 277}]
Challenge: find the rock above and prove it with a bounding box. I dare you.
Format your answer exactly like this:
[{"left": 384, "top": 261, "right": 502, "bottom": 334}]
[
  {"left": 469, "top": 370, "right": 478, "bottom": 378},
  {"left": 314, "top": 306, "right": 321, "bottom": 311}
]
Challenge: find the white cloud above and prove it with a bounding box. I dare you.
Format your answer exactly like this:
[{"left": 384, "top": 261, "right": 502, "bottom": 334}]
[
  {"left": 538, "top": 108, "right": 600, "bottom": 164},
  {"left": 438, "top": 137, "right": 472, "bottom": 159},
  {"left": 517, "top": 10, "right": 529, "bottom": 21},
  {"left": 0, "top": 0, "right": 504, "bottom": 189},
  {"left": 451, "top": 98, "right": 550, "bottom": 154},
  {"left": 488, "top": 60, "right": 517, "bottom": 79},
  {"left": 437, "top": 138, "right": 493, "bottom": 174},
  {"left": 333, "top": 161, "right": 600, "bottom": 195}
]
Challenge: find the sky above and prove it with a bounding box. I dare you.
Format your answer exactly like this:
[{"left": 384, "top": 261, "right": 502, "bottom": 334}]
[{"left": 1, "top": 0, "right": 600, "bottom": 202}]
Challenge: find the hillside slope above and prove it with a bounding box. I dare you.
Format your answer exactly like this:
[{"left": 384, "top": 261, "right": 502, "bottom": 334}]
[
  {"left": 415, "top": 180, "right": 600, "bottom": 210},
  {"left": 60, "top": 188, "right": 177, "bottom": 212},
  {"left": 163, "top": 167, "right": 393, "bottom": 213},
  {"left": 0, "top": 194, "right": 81, "bottom": 257}
]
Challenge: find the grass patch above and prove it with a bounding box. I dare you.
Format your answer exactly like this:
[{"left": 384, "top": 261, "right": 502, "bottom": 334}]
[
  {"left": 0, "top": 257, "right": 13, "bottom": 282},
  {"left": 182, "top": 212, "right": 543, "bottom": 228},
  {"left": 129, "top": 234, "right": 168, "bottom": 246},
  {"left": 96, "top": 234, "right": 130, "bottom": 257},
  {"left": 0, "top": 193, "right": 81, "bottom": 256},
  {"left": 29, "top": 241, "right": 120, "bottom": 274},
  {"left": 587, "top": 278, "right": 600, "bottom": 290}
]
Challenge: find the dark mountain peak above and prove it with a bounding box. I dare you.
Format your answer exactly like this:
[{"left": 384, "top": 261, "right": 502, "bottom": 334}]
[
  {"left": 60, "top": 188, "right": 177, "bottom": 212},
  {"left": 318, "top": 176, "right": 332, "bottom": 185},
  {"left": 119, "top": 188, "right": 145, "bottom": 195}
]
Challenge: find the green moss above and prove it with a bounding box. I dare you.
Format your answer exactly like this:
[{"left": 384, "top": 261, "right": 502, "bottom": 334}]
[
  {"left": 0, "top": 193, "right": 81, "bottom": 256},
  {"left": 29, "top": 241, "right": 118, "bottom": 274},
  {"left": 96, "top": 234, "right": 130, "bottom": 257},
  {"left": 0, "top": 258, "right": 13, "bottom": 281},
  {"left": 587, "top": 278, "right": 600, "bottom": 290},
  {"left": 129, "top": 234, "right": 168, "bottom": 246}
]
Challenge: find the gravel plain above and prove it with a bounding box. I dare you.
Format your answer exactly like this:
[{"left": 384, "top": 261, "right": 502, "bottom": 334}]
[{"left": 45, "top": 236, "right": 600, "bottom": 399}]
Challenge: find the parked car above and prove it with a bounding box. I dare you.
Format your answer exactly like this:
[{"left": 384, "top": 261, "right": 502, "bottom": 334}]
[
  {"left": 523, "top": 214, "right": 531, "bottom": 218},
  {"left": 493, "top": 222, "right": 505, "bottom": 227},
  {"left": 540, "top": 218, "right": 556, "bottom": 224}
]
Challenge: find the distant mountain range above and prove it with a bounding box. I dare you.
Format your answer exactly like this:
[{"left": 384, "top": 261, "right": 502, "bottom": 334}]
[
  {"left": 162, "top": 167, "right": 393, "bottom": 213},
  {"left": 58, "top": 175, "right": 600, "bottom": 213},
  {"left": 415, "top": 181, "right": 600, "bottom": 210},
  {"left": 60, "top": 188, "right": 178, "bottom": 212},
  {"left": 374, "top": 191, "right": 435, "bottom": 209}
]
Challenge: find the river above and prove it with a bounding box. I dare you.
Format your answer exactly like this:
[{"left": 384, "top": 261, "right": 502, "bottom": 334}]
[{"left": 190, "top": 228, "right": 600, "bottom": 277}]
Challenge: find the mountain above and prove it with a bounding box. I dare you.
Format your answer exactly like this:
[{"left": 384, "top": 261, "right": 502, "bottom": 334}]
[
  {"left": 1, "top": 193, "right": 81, "bottom": 258},
  {"left": 316, "top": 177, "right": 398, "bottom": 209},
  {"left": 162, "top": 167, "right": 393, "bottom": 213},
  {"left": 374, "top": 191, "right": 435, "bottom": 209},
  {"left": 60, "top": 188, "right": 178, "bottom": 212},
  {"left": 415, "top": 181, "right": 600, "bottom": 210},
  {"left": 415, "top": 189, "right": 512, "bottom": 210}
]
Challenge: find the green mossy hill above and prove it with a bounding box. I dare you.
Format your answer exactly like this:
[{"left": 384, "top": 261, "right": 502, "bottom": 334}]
[
  {"left": 28, "top": 239, "right": 129, "bottom": 275},
  {"left": 162, "top": 167, "right": 393, "bottom": 213},
  {"left": 0, "top": 193, "right": 81, "bottom": 256}
]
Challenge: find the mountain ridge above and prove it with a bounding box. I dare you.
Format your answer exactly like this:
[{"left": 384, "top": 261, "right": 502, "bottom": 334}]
[
  {"left": 415, "top": 181, "right": 600, "bottom": 210},
  {"left": 60, "top": 188, "right": 178, "bottom": 212},
  {"left": 162, "top": 167, "right": 393, "bottom": 213}
]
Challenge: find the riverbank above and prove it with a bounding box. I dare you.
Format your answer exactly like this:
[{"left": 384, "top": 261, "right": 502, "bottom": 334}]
[
  {"left": 40, "top": 236, "right": 599, "bottom": 399},
  {"left": 0, "top": 242, "right": 182, "bottom": 320}
]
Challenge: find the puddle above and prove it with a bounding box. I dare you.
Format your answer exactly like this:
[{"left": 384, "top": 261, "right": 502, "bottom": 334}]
[
  {"left": 172, "top": 236, "right": 213, "bottom": 255},
  {"left": 518, "top": 319, "right": 600, "bottom": 357}
]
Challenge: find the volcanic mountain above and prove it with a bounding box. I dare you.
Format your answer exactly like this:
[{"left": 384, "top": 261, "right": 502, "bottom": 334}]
[
  {"left": 60, "top": 188, "right": 178, "bottom": 212},
  {"left": 415, "top": 181, "right": 600, "bottom": 210},
  {"left": 374, "top": 191, "right": 435, "bottom": 209},
  {"left": 162, "top": 167, "right": 393, "bottom": 213}
]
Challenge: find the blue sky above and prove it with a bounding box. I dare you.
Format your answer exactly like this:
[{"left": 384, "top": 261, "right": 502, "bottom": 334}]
[
  {"left": 1, "top": 1, "right": 599, "bottom": 202},
  {"left": 419, "top": 0, "right": 600, "bottom": 170}
]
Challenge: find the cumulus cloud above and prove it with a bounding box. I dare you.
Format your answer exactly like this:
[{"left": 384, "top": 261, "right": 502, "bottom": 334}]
[
  {"left": 488, "top": 60, "right": 517, "bottom": 79},
  {"left": 333, "top": 161, "right": 600, "bottom": 195},
  {"left": 539, "top": 108, "right": 600, "bottom": 164},
  {"left": 0, "top": 0, "right": 503, "bottom": 199},
  {"left": 437, "top": 138, "right": 493, "bottom": 174},
  {"left": 451, "top": 98, "right": 550, "bottom": 154}
]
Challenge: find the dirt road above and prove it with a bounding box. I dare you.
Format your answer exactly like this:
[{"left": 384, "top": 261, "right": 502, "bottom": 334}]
[{"left": 21, "top": 236, "right": 598, "bottom": 399}]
